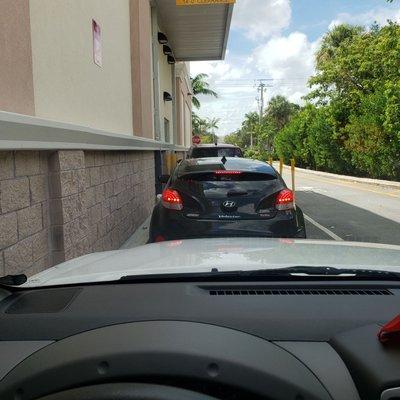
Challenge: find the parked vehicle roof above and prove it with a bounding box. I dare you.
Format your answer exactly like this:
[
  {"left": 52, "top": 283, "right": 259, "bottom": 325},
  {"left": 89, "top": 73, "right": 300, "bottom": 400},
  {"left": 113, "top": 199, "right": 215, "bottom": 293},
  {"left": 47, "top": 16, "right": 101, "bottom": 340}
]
[
  {"left": 178, "top": 157, "right": 277, "bottom": 176},
  {"left": 190, "top": 144, "right": 239, "bottom": 148}
]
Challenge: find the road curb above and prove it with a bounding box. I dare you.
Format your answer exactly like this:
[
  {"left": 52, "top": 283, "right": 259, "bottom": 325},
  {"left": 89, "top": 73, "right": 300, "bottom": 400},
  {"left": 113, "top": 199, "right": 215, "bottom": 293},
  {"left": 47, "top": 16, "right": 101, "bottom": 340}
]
[
  {"left": 120, "top": 215, "right": 151, "bottom": 249},
  {"left": 281, "top": 165, "right": 400, "bottom": 190}
]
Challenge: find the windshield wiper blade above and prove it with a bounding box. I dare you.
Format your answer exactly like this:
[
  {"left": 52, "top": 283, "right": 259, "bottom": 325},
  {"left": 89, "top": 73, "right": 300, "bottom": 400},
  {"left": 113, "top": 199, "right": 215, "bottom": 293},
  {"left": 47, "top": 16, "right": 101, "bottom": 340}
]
[
  {"left": 273, "top": 266, "right": 362, "bottom": 276},
  {"left": 280, "top": 266, "right": 400, "bottom": 278},
  {"left": 120, "top": 266, "right": 400, "bottom": 283},
  {"left": 0, "top": 274, "right": 27, "bottom": 286},
  {"left": 245, "top": 266, "right": 400, "bottom": 280}
]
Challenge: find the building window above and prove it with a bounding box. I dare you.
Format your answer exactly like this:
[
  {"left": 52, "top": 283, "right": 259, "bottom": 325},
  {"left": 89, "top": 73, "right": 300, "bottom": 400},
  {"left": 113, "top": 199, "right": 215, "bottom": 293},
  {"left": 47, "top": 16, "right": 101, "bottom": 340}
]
[{"left": 164, "top": 118, "right": 170, "bottom": 143}]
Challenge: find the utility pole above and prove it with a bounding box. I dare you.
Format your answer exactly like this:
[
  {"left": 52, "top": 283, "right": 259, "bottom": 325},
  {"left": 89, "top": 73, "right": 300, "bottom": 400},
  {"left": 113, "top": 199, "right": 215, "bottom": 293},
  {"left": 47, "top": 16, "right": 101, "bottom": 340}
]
[
  {"left": 255, "top": 79, "right": 273, "bottom": 151},
  {"left": 258, "top": 82, "right": 266, "bottom": 123},
  {"left": 252, "top": 95, "right": 261, "bottom": 149}
]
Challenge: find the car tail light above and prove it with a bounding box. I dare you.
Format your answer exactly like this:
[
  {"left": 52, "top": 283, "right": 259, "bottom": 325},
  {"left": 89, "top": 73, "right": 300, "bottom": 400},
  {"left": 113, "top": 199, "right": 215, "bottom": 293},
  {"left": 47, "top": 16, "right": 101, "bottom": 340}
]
[
  {"left": 275, "top": 189, "right": 294, "bottom": 211},
  {"left": 214, "top": 170, "right": 242, "bottom": 175},
  {"left": 155, "top": 235, "right": 165, "bottom": 243},
  {"left": 162, "top": 189, "right": 183, "bottom": 210}
]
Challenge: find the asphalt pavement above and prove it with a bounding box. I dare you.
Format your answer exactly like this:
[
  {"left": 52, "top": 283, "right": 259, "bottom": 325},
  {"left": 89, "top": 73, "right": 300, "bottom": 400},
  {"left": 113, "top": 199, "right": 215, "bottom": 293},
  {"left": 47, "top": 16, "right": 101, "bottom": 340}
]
[{"left": 280, "top": 166, "right": 400, "bottom": 245}]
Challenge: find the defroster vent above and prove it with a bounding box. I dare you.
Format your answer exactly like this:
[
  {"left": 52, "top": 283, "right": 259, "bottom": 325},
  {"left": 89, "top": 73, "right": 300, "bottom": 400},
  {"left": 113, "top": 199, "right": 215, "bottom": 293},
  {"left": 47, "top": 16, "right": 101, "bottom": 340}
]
[{"left": 208, "top": 288, "right": 393, "bottom": 296}]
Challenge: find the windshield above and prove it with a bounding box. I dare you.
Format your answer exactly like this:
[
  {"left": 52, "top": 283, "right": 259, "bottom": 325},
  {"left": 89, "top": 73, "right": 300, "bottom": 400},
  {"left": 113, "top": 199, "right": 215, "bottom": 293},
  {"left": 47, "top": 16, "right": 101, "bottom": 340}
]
[{"left": 0, "top": 0, "right": 399, "bottom": 287}]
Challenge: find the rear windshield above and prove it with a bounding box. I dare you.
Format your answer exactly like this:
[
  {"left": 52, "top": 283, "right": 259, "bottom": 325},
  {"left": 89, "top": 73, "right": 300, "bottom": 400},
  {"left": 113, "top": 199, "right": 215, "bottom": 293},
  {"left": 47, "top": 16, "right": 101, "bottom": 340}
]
[
  {"left": 190, "top": 147, "right": 243, "bottom": 158},
  {"left": 177, "top": 172, "right": 277, "bottom": 196},
  {"left": 178, "top": 160, "right": 278, "bottom": 177}
]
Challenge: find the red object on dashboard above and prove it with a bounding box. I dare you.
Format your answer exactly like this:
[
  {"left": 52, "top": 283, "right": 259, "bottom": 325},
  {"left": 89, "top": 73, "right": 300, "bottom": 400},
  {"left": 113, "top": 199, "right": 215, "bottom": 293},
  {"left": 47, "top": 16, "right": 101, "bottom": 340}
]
[{"left": 378, "top": 314, "right": 400, "bottom": 344}]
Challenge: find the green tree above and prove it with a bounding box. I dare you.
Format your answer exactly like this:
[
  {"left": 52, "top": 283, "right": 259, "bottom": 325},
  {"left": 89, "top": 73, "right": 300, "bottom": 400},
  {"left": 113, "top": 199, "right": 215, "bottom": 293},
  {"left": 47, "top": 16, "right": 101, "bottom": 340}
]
[
  {"left": 199, "top": 133, "right": 215, "bottom": 144},
  {"left": 276, "top": 22, "right": 400, "bottom": 180},
  {"left": 206, "top": 117, "right": 220, "bottom": 143},
  {"left": 224, "top": 112, "right": 260, "bottom": 150},
  {"left": 224, "top": 131, "right": 241, "bottom": 146},
  {"left": 192, "top": 114, "right": 221, "bottom": 144},
  {"left": 265, "top": 95, "right": 300, "bottom": 130},
  {"left": 192, "top": 112, "right": 207, "bottom": 136},
  {"left": 275, "top": 105, "right": 344, "bottom": 172},
  {"left": 190, "top": 73, "right": 218, "bottom": 109},
  {"left": 224, "top": 97, "right": 299, "bottom": 159},
  {"left": 343, "top": 85, "right": 400, "bottom": 179}
]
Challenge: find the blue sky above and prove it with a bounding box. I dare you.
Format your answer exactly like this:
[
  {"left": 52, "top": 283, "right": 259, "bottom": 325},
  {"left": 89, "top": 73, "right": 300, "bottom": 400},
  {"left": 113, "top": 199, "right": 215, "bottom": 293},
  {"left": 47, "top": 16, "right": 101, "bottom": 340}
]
[{"left": 190, "top": 0, "right": 400, "bottom": 137}]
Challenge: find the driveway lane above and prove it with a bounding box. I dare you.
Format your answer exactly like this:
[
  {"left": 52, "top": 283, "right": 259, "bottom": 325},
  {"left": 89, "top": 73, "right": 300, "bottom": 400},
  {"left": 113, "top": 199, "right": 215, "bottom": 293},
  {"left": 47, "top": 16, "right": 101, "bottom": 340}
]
[{"left": 280, "top": 166, "right": 400, "bottom": 245}]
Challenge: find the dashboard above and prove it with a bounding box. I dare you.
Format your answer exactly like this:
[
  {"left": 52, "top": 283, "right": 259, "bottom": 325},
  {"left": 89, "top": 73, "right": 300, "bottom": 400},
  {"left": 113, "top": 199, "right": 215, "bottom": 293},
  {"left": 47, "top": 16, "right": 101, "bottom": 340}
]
[{"left": 1, "top": 281, "right": 400, "bottom": 400}]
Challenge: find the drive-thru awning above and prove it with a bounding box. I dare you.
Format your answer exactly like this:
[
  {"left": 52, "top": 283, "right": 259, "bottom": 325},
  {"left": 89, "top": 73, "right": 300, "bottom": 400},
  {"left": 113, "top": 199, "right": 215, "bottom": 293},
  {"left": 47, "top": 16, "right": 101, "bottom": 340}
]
[{"left": 154, "top": 0, "right": 234, "bottom": 61}]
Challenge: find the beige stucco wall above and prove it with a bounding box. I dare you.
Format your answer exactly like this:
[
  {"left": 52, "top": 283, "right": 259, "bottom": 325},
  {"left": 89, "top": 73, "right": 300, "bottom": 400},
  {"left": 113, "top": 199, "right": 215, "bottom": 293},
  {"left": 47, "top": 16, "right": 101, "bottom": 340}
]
[
  {"left": 158, "top": 37, "right": 173, "bottom": 142},
  {"left": 29, "top": 0, "right": 133, "bottom": 135},
  {"left": 176, "top": 78, "right": 185, "bottom": 146},
  {"left": 130, "top": 0, "right": 154, "bottom": 139},
  {"left": 176, "top": 63, "right": 192, "bottom": 147},
  {"left": 0, "top": 0, "right": 35, "bottom": 115}
]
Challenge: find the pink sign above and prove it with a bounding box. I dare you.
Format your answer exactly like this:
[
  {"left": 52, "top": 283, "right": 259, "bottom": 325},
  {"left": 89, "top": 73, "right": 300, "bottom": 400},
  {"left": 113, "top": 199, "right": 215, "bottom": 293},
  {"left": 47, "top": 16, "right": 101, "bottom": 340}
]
[{"left": 92, "top": 19, "right": 102, "bottom": 67}]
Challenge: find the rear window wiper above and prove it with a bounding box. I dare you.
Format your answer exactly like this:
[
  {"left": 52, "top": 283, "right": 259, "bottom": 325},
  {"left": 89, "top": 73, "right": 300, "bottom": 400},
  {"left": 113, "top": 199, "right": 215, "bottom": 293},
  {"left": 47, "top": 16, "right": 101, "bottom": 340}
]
[{"left": 120, "top": 266, "right": 400, "bottom": 283}]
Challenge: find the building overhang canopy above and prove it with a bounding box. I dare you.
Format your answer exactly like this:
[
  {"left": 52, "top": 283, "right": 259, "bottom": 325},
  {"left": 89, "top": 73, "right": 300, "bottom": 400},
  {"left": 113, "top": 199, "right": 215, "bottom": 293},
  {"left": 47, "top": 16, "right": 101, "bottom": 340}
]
[{"left": 154, "top": 0, "right": 234, "bottom": 61}]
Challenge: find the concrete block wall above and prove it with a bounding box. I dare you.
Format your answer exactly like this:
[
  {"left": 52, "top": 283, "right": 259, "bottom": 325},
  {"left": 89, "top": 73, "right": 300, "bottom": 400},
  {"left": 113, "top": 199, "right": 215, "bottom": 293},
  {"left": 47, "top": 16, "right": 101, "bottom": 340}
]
[
  {"left": 84, "top": 150, "right": 155, "bottom": 255},
  {"left": 0, "top": 151, "right": 50, "bottom": 277},
  {"left": 48, "top": 150, "right": 91, "bottom": 265},
  {"left": 0, "top": 149, "right": 155, "bottom": 277}
]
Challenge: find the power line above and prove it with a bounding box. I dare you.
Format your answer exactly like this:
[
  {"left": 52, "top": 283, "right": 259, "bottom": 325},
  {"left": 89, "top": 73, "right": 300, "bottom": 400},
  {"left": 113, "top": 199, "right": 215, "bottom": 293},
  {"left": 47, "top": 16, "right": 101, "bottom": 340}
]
[
  {"left": 215, "top": 77, "right": 309, "bottom": 83},
  {"left": 215, "top": 81, "right": 308, "bottom": 86}
]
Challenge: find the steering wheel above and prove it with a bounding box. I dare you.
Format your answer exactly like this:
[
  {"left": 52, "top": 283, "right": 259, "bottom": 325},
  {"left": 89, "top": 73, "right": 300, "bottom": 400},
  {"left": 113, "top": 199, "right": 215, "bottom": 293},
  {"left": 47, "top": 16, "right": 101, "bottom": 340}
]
[{"left": 38, "top": 383, "right": 220, "bottom": 400}]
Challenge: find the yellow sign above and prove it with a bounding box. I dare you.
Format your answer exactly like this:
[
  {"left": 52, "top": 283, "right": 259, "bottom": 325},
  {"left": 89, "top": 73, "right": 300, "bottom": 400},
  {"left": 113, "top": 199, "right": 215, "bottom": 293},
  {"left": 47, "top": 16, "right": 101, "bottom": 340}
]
[{"left": 177, "top": 0, "right": 235, "bottom": 5}]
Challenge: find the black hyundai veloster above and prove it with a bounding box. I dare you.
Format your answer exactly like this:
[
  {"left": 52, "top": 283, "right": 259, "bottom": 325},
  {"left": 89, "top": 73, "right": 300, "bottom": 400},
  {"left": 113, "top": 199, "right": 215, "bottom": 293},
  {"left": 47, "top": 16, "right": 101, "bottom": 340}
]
[{"left": 149, "top": 157, "right": 306, "bottom": 242}]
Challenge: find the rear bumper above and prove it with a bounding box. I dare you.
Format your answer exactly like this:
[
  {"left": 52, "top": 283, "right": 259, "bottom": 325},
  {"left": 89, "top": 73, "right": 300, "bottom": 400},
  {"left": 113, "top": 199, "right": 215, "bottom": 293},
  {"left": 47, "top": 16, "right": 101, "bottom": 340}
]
[{"left": 149, "top": 204, "right": 306, "bottom": 242}]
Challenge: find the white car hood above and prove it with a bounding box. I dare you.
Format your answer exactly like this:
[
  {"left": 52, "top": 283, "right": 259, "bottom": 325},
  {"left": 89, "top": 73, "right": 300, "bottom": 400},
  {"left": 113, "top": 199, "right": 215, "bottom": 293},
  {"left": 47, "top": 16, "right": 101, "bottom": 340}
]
[{"left": 25, "top": 238, "right": 400, "bottom": 287}]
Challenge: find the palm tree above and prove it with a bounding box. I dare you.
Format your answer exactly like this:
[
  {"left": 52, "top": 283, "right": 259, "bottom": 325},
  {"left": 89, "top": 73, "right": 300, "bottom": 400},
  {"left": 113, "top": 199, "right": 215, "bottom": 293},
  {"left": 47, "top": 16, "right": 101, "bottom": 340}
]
[
  {"left": 206, "top": 117, "right": 220, "bottom": 143},
  {"left": 242, "top": 112, "right": 260, "bottom": 148},
  {"left": 192, "top": 112, "right": 209, "bottom": 136},
  {"left": 265, "top": 95, "right": 299, "bottom": 131},
  {"left": 191, "top": 73, "right": 218, "bottom": 109},
  {"left": 207, "top": 117, "right": 220, "bottom": 131}
]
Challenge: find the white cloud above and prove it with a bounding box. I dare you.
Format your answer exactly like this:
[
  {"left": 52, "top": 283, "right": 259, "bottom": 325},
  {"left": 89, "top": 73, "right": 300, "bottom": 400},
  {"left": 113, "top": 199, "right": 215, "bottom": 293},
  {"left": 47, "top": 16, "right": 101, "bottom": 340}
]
[
  {"left": 329, "top": 7, "right": 400, "bottom": 30},
  {"left": 251, "top": 32, "right": 319, "bottom": 102},
  {"left": 189, "top": 31, "right": 320, "bottom": 136},
  {"left": 190, "top": 59, "right": 257, "bottom": 136},
  {"left": 232, "top": 0, "right": 291, "bottom": 40},
  {"left": 189, "top": 2, "right": 400, "bottom": 138},
  {"left": 189, "top": 60, "right": 230, "bottom": 78},
  {"left": 188, "top": 0, "right": 298, "bottom": 136}
]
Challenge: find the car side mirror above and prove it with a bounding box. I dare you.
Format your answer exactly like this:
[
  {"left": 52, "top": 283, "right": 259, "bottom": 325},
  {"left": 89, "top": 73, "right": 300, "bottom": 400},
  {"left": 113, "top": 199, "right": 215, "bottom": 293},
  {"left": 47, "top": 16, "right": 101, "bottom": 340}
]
[{"left": 158, "top": 174, "right": 170, "bottom": 184}]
